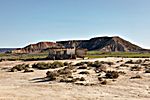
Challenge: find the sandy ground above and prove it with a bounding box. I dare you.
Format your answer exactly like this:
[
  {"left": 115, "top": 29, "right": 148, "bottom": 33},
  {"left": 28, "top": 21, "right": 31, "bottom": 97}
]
[{"left": 0, "top": 58, "right": 150, "bottom": 100}]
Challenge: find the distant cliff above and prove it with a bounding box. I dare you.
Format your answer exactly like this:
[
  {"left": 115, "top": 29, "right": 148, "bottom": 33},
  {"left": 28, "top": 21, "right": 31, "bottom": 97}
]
[
  {"left": 12, "top": 42, "right": 63, "bottom": 53},
  {"left": 11, "top": 36, "right": 149, "bottom": 54},
  {"left": 57, "top": 36, "right": 145, "bottom": 52}
]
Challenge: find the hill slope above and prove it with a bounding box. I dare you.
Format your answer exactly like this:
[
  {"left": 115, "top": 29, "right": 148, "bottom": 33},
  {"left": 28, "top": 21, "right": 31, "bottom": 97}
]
[
  {"left": 57, "top": 36, "right": 144, "bottom": 52},
  {"left": 12, "top": 42, "right": 62, "bottom": 53}
]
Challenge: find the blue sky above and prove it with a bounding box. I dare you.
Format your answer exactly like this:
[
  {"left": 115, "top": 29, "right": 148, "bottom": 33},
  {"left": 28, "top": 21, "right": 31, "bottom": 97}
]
[{"left": 0, "top": 0, "right": 150, "bottom": 48}]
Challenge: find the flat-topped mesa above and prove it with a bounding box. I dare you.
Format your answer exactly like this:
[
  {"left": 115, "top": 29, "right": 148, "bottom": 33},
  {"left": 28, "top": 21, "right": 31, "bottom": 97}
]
[
  {"left": 11, "top": 36, "right": 149, "bottom": 54},
  {"left": 57, "top": 36, "right": 144, "bottom": 52}
]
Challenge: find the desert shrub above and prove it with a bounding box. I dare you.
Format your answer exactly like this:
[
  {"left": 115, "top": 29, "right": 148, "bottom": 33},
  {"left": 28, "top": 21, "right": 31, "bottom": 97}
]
[
  {"left": 32, "top": 61, "right": 64, "bottom": 70},
  {"left": 144, "top": 59, "right": 150, "bottom": 62},
  {"left": 75, "top": 62, "right": 87, "bottom": 66},
  {"left": 64, "top": 62, "right": 70, "bottom": 66},
  {"left": 57, "top": 68, "right": 72, "bottom": 76},
  {"left": 10, "top": 64, "right": 29, "bottom": 72},
  {"left": 105, "top": 71, "right": 119, "bottom": 79},
  {"left": 95, "top": 65, "right": 106, "bottom": 73},
  {"left": 130, "top": 66, "right": 142, "bottom": 71},
  {"left": 80, "top": 77, "right": 86, "bottom": 81},
  {"left": 59, "top": 78, "right": 75, "bottom": 83},
  {"left": 120, "top": 64, "right": 129, "bottom": 67},
  {"left": 125, "top": 59, "right": 143, "bottom": 64},
  {"left": 88, "top": 61, "right": 102, "bottom": 68},
  {"left": 100, "top": 80, "right": 107, "bottom": 85},
  {"left": 46, "top": 71, "right": 59, "bottom": 81},
  {"left": 32, "top": 62, "right": 51, "bottom": 70},
  {"left": 87, "top": 62, "right": 93, "bottom": 66},
  {"left": 51, "top": 61, "right": 64, "bottom": 68},
  {"left": 145, "top": 68, "right": 150, "bottom": 73},
  {"left": 100, "top": 61, "right": 114, "bottom": 66},
  {"left": 79, "top": 71, "right": 90, "bottom": 74},
  {"left": 98, "top": 77, "right": 103, "bottom": 81},
  {"left": 66, "top": 65, "right": 76, "bottom": 70},
  {"left": 130, "top": 75, "right": 142, "bottom": 79},
  {"left": 118, "top": 71, "right": 126, "bottom": 75},
  {"left": 24, "top": 69, "right": 34, "bottom": 73},
  {"left": 78, "top": 64, "right": 87, "bottom": 69}
]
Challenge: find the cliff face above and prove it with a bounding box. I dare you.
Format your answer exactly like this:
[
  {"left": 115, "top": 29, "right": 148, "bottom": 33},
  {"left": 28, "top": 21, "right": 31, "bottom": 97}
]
[
  {"left": 57, "top": 36, "right": 144, "bottom": 52},
  {"left": 11, "top": 36, "right": 147, "bottom": 54},
  {"left": 12, "top": 42, "right": 62, "bottom": 53}
]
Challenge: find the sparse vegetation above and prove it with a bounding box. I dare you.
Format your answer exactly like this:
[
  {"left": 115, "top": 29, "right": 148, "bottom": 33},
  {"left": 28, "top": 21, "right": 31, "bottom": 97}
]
[
  {"left": 10, "top": 64, "right": 30, "bottom": 72},
  {"left": 130, "top": 65, "right": 142, "bottom": 71},
  {"left": 32, "top": 61, "right": 64, "bottom": 70},
  {"left": 105, "top": 71, "right": 119, "bottom": 79},
  {"left": 79, "top": 71, "right": 90, "bottom": 74},
  {"left": 46, "top": 71, "right": 59, "bottom": 81},
  {"left": 130, "top": 75, "right": 142, "bottom": 79}
]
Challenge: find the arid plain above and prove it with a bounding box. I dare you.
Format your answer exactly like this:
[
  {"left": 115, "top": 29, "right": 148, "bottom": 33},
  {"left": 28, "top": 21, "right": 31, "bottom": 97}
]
[{"left": 0, "top": 58, "right": 150, "bottom": 100}]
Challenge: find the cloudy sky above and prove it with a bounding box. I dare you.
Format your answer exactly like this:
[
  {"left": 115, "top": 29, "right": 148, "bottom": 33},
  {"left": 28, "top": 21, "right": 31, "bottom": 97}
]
[{"left": 0, "top": 0, "right": 150, "bottom": 48}]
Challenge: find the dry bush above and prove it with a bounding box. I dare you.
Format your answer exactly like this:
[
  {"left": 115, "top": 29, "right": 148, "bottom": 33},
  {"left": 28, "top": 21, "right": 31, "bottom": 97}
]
[
  {"left": 78, "top": 64, "right": 87, "bottom": 69},
  {"left": 63, "top": 62, "right": 70, "bottom": 66},
  {"left": 100, "top": 80, "right": 107, "bottom": 85},
  {"left": 125, "top": 59, "right": 143, "bottom": 64},
  {"left": 120, "top": 64, "right": 129, "bottom": 67},
  {"left": 32, "top": 62, "right": 51, "bottom": 70},
  {"left": 51, "top": 61, "right": 64, "bottom": 68},
  {"left": 10, "top": 64, "right": 30, "bottom": 72},
  {"left": 130, "top": 66, "right": 142, "bottom": 71},
  {"left": 145, "top": 67, "right": 150, "bottom": 73},
  {"left": 46, "top": 71, "right": 59, "bottom": 81},
  {"left": 100, "top": 61, "right": 114, "bottom": 66},
  {"left": 80, "top": 77, "right": 86, "bottom": 81},
  {"left": 57, "top": 68, "right": 72, "bottom": 76},
  {"left": 79, "top": 71, "right": 90, "bottom": 74},
  {"left": 32, "top": 61, "right": 64, "bottom": 70},
  {"left": 24, "top": 69, "right": 34, "bottom": 73},
  {"left": 95, "top": 65, "right": 106, "bottom": 73},
  {"left": 130, "top": 75, "right": 142, "bottom": 79},
  {"left": 105, "top": 71, "right": 119, "bottom": 79}
]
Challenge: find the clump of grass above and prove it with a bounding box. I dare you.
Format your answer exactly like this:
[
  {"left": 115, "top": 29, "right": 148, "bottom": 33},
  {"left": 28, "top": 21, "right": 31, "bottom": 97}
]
[
  {"left": 46, "top": 71, "right": 59, "bottom": 81},
  {"left": 100, "top": 80, "right": 107, "bottom": 85},
  {"left": 105, "top": 71, "right": 119, "bottom": 79},
  {"left": 75, "top": 62, "right": 88, "bottom": 66},
  {"left": 100, "top": 61, "right": 114, "bottom": 66},
  {"left": 24, "top": 69, "right": 34, "bottom": 73},
  {"left": 130, "top": 75, "right": 142, "bottom": 79},
  {"left": 32, "top": 61, "right": 64, "bottom": 70},
  {"left": 57, "top": 68, "right": 72, "bottom": 76},
  {"left": 95, "top": 65, "right": 106, "bottom": 73},
  {"left": 79, "top": 71, "right": 90, "bottom": 74},
  {"left": 78, "top": 64, "right": 87, "bottom": 69},
  {"left": 120, "top": 64, "right": 129, "bottom": 67},
  {"left": 32, "top": 62, "right": 51, "bottom": 70},
  {"left": 80, "top": 77, "right": 86, "bottom": 81},
  {"left": 51, "top": 61, "right": 64, "bottom": 68},
  {"left": 125, "top": 59, "right": 143, "bottom": 64},
  {"left": 130, "top": 65, "right": 142, "bottom": 71},
  {"left": 64, "top": 62, "right": 70, "bottom": 66},
  {"left": 10, "top": 64, "right": 30, "bottom": 72},
  {"left": 145, "top": 67, "right": 150, "bottom": 73}
]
